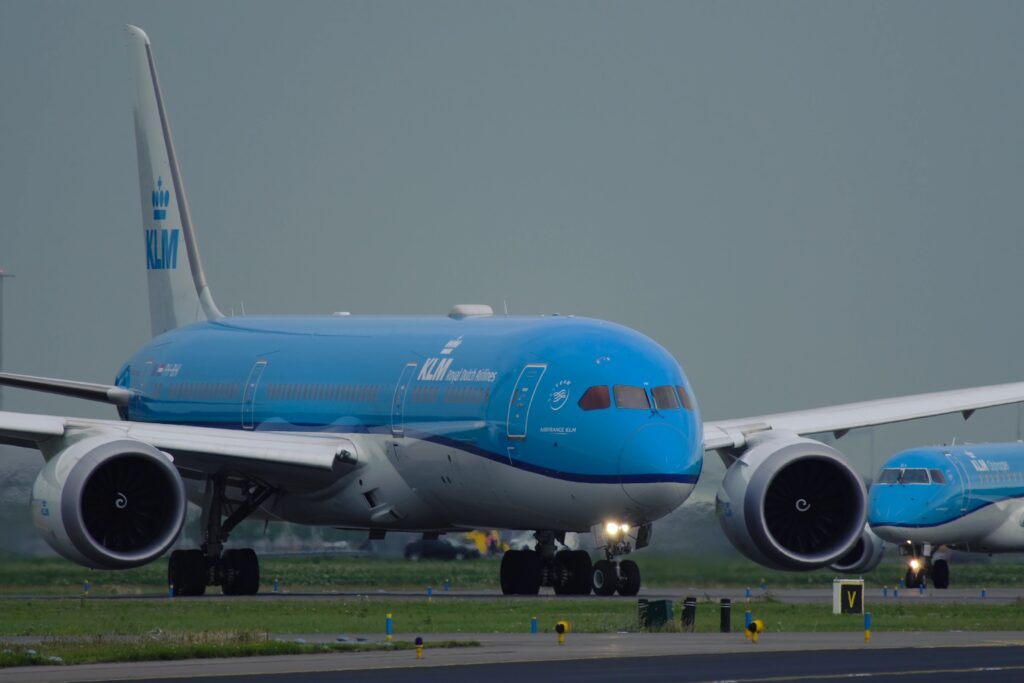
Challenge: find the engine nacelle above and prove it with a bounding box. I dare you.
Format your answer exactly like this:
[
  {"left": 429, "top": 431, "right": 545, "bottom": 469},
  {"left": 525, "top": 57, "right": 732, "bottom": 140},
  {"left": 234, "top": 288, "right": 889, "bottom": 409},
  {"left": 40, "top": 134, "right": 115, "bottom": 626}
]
[
  {"left": 31, "top": 435, "right": 187, "bottom": 569},
  {"left": 829, "top": 525, "right": 885, "bottom": 574},
  {"left": 716, "top": 431, "right": 867, "bottom": 570}
]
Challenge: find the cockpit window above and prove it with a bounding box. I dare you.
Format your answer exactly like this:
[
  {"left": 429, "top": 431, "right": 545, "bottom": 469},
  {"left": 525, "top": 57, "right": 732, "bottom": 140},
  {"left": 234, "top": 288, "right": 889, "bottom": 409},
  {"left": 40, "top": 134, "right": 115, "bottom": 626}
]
[
  {"left": 675, "top": 385, "right": 694, "bottom": 410},
  {"left": 652, "top": 385, "right": 680, "bottom": 410},
  {"left": 877, "top": 468, "right": 932, "bottom": 484},
  {"left": 614, "top": 385, "right": 651, "bottom": 410},
  {"left": 578, "top": 385, "right": 611, "bottom": 411},
  {"left": 929, "top": 469, "right": 946, "bottom": 484},
  {"left": 877, "top": 469, "right": 900, "bottom": 484},
  {"left": 901, "top": 469, "right": 930, "bottom": 484}
]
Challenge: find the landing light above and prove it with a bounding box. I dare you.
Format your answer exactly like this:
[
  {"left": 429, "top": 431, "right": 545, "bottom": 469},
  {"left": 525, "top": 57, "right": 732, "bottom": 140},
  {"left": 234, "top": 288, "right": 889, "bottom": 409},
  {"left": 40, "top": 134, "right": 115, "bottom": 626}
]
[
  {"left": 604, "top": 522, "right": 630, "bottom": 536},
  {"left": 909, "top": 559, "right": 921, "bottom": 571}
]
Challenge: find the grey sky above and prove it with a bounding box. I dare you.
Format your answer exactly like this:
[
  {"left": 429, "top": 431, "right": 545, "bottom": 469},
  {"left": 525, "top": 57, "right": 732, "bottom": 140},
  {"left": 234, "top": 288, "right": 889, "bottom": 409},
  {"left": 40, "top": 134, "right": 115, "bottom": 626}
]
[{"left": 3, "top": 1, "right": 1024, "bottom": 540}]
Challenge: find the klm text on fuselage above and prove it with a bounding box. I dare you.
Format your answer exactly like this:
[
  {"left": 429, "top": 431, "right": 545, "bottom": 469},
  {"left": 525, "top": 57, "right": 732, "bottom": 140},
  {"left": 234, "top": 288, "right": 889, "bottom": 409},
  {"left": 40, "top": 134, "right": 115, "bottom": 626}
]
[{"left": 146, "top": 228, "right": 179, "bottom": 270}]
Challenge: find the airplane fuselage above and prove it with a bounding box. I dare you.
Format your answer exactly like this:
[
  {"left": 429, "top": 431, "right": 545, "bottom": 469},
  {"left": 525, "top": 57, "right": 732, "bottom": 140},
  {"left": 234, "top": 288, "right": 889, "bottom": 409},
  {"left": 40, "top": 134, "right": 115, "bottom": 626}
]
[
  {"left": 869, "top": 443, "right": 1024, "bottom": 553},
  {"left": 117, "top": 313, "right": 703, "bottom": 533}
]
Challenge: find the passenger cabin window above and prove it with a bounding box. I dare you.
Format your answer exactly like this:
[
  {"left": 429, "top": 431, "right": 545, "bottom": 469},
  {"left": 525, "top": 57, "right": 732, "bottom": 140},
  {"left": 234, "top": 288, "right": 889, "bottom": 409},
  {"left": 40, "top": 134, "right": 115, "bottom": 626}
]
[
  {"left": 614, "top": 385, "right": 650, "bottom": 410},
  {"left": 652, "top": 385, "right": 680, "bottom": 410},
  {"left": 578, "top": 385, "right": 611, "bottom": 411}
]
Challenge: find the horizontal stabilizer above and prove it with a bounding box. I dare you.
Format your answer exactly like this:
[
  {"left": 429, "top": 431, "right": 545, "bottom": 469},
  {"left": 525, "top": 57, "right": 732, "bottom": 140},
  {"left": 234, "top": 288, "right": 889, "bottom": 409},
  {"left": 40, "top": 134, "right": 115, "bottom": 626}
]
[{"left": 0, "top": 372, "right": 133, "bottom": 406}]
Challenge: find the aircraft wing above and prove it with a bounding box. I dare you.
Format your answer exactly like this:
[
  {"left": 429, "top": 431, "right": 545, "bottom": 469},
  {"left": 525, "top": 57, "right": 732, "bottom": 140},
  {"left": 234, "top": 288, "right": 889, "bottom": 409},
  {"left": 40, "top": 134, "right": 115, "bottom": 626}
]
[
  {"left": 703, "top": 380, "right": 1024, "bottom": 451},
  {"left": 0, "top": 371, "right": 131, "bottom": 406},
  {"left": 0, "top": 410, "right": 359, "bottom": 491}
]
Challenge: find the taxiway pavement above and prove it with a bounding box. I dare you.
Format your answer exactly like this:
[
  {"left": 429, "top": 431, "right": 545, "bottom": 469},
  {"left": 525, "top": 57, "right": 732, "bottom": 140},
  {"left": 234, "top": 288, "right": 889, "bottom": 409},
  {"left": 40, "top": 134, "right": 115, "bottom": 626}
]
[{"left": 3, "top": 631, "right": 1024, "bottom": 683}]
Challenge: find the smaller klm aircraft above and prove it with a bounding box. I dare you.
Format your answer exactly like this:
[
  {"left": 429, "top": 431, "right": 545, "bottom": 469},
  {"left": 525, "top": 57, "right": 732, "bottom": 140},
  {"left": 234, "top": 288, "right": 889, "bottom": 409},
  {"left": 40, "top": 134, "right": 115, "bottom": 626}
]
[{"left": 869, "top": 442, "right": 1024, "bottom": 589}]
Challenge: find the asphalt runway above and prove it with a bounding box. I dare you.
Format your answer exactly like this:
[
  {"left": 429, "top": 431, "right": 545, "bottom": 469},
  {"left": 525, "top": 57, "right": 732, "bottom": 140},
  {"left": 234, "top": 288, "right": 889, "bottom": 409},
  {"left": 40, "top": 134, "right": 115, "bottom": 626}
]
[
  {"left": 4, "top": 632, "right": 1024, "bottom": 683},
  {"left": 4, "top": 586, "right": 1022, "bottom": 604}
]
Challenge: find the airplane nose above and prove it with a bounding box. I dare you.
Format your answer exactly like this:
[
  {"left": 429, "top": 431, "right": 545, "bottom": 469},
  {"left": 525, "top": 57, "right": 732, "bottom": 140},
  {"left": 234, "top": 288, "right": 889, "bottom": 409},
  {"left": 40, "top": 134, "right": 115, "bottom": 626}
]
[
  {"left": 867, "top": 486, "right": 922, "bottom": 540},
  {"left": 618, "top": 423, "right": 696, "bottom": 511}
]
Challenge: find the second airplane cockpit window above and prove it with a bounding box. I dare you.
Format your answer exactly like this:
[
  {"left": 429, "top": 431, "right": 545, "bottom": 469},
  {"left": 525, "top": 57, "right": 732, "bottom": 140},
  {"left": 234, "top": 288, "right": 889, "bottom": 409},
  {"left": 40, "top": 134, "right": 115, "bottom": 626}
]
[{"left": 876, "top": 468, "right": 937, "bottom": 485}]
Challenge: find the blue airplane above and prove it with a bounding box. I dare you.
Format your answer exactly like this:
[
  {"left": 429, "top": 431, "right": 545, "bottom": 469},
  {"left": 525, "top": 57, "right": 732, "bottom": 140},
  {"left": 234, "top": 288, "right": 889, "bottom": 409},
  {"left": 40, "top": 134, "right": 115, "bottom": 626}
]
[
  {"left": 2, "top": 26, "right": 1024, "bottom": 596},
  {"left": 869, "top": 442, "right": 1024, "bottom": 589}
]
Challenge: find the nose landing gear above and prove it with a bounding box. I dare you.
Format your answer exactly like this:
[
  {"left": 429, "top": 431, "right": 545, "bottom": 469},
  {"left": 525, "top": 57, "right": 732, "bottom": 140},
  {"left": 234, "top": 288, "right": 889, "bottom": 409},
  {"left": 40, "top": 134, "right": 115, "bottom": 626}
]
[
  {"left": 900, "top": 542, "right": 951, "bottom": 590},
  {"left": 590, "top": 522, "right": 650, "bottom": 596}
]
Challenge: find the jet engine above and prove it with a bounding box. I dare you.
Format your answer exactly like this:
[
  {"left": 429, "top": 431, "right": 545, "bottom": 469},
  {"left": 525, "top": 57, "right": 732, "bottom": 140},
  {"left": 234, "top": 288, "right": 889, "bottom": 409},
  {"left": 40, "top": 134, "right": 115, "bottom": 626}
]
[
  {"left": 31, "top": 435, "right": 187, "bottom": 569},
  {"left": 829, "top": 525, "right": 885, "bottom": 574},
  {"left": 715, "top": 431, "right": 866, "bottom": 570}
]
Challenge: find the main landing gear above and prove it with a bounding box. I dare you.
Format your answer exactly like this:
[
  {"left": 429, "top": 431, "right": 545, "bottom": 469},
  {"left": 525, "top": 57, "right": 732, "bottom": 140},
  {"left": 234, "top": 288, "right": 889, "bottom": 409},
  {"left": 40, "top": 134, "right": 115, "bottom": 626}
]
[
  {"left": 499, "top": 524, "right": 651, "bottom": 596},
  {"left": 500, "top": 532, "right": 593, "bottom": 595},
  {"left": 168, "top": 477, "right": 272, "bottom": 596}
]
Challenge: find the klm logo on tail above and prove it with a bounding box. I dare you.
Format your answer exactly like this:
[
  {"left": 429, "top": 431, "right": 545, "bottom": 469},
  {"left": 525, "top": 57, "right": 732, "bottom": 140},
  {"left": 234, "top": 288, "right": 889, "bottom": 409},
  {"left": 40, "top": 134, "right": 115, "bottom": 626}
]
[
  {"left": 146, "top": 176, "right": 179, "bottom": 270},
  {"left": 152, "top": 177, "right": 170, "bottom": 220}
]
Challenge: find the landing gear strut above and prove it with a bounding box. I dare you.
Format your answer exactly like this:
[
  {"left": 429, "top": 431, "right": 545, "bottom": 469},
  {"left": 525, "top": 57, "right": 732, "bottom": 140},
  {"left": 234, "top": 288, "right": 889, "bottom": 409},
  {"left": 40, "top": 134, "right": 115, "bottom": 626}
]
[
  {"left": 499, "top": 531, "right": 592, "bottom": 595},
  {"left": 900, "top": 542, "right": 950, "bottom": 590},
  {"left": 590, "top": 522, "right": 650, "bottom": 596},
  {"left": 168, "top": 477, "right": 271, "bottom": 596}
]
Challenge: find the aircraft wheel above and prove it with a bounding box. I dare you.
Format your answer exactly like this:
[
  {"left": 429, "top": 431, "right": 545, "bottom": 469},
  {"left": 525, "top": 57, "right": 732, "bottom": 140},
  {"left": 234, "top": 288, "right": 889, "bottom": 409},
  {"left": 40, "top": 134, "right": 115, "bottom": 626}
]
[
  {"left": 570, "top": 550, "right": 593, "bottom": 595},
  {"left": 518, "top": 549, "right": 542, "bottom": 595},
  {"left": 500, "top": 549, "right": 522, "bottom": 594},
  {"left": 904, "top": 567, "right": 924, "bottom": 589},
  {"left": 617, "top": 559, "right": 641, "bottom": 596},
  {"left": 592, "top": 559, "right": 619, "bottom": 596},
  {"left": 931, "top": 560, "right": 950, "bottom": 589},
  {"left": 222, "top": 548, "right": 260, "bottom": 595},
  {"left": 169, "top": 549, "right": 206, "bottom": 596}
]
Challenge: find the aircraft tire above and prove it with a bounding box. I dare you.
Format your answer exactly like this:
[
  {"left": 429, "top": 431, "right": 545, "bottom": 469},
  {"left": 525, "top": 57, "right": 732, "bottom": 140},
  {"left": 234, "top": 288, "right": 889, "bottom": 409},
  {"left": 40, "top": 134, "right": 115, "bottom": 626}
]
[
  {"left": 931, "top": 560, "right": 950, "bottom": 589},
  {"left": 592, "top": 559, "right": 619, "bottom": 596},
  {"left": 222, "top": 548, "right": 260, "bottom": 595},
  {"left": 570, "top": 550, "right": 593, "bottom": 595},
  {"left": 518, "top": 549, "right": 542, "bottom": 595},
  {"left": 500, "top": 549, "right": 522, "bottom": 594},
  {"left": 169, "top": 549, "right": 207, "bottom": 596},
  {"left": 617, "top": 559, "right": 641, "bottom": 596}
]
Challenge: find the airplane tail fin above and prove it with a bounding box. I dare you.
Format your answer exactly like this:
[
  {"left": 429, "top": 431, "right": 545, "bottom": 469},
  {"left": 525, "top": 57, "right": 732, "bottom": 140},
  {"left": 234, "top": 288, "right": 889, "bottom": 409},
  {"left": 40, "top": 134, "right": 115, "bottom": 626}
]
[{"left": 126, "top": 25, "right": 223, "bottom": 337}]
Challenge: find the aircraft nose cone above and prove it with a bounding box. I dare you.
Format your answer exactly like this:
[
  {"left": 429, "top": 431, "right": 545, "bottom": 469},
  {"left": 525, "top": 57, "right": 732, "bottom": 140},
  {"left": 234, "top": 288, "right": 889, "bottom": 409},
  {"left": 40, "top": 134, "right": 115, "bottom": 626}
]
[
  {"left": 867, "top": 486, "right": 921, "bottom": 541},
  {"left": 618, "top": 423, "right": 696, "bottom": 511}
]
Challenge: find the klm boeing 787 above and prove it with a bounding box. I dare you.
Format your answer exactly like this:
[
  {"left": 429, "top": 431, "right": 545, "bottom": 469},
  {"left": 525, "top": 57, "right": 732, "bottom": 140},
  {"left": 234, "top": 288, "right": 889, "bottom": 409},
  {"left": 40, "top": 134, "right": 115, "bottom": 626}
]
[
  {"left": 3, "top": 26, "right": 1024, "bottom": 596},
  {"left": 869, "top": 443, "right": 1024, "bottom": 589}
]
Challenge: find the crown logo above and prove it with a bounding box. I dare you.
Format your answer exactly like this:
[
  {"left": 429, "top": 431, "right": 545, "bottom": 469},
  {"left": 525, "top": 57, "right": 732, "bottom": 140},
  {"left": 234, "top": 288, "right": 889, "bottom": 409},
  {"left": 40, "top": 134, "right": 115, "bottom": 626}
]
[{"left": 152, "top": 177, "right": 170, "bottom": 221}]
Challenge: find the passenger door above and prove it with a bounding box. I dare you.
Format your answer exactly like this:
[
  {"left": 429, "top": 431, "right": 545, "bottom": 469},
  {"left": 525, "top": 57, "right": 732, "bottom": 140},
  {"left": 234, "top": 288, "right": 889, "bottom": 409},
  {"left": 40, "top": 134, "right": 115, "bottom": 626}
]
[
  {"left": 391, "top": 362, "right": 418, "bottom": 437},
  {"left": 506, "top": 363, "right": 547, "bottom": 440},
  {"left": 241, "top": 360, "right": 267, "bottom": 430},
  {"left": 945, "top": 451, "right": 971, "bottom": 513}
]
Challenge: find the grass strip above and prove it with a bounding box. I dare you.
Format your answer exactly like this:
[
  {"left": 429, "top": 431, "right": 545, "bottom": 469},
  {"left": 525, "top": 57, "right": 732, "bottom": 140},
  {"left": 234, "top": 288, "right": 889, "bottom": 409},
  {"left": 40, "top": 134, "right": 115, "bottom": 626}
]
[
  {"left": 3, "top": 555, "right": 1024, "bottom": 595},
  {"left": 0, "top": 632, "right": 478, "bottom": 668},
  {"left": 2, "top": 597, "right": 1023, "bottom": 638}
]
